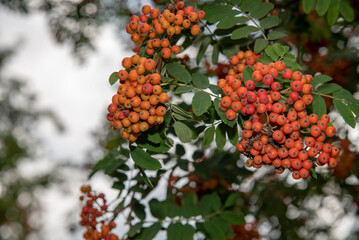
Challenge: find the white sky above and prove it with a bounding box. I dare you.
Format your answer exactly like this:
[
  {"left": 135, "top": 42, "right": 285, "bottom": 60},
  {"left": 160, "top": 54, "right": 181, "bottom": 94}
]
[{"left": 0, "top": 6, "right": 132, "bottom": 239}]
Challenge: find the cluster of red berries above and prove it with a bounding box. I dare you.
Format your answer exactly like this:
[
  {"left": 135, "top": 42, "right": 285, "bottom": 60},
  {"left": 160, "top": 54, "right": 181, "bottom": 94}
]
[
  {"left": 106, "top": 54, "right": 169, "bottom": 141},
  {"left": 126, "top": 2, "right": 205, "bottom": 58},
  {"left": 79, "top": 185, "right": 119, "bottom": 240},
  {"left": 217, "top": 50, "right": 339, "bottom": 179}
]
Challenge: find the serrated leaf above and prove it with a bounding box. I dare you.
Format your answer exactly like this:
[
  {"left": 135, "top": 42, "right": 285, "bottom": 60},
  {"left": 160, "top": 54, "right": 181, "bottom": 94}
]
[
  {"left": 264, "top": 46, "right": 279, "bottom": 61},
  {"left": 149, "top": 199, "right": 166, "bottom": 219},
  {"left": 260, "top": 16, "right": 280, "bottom": 29},
  {"left": 302, "top": 0, "right": 315, "bottom": 13},
  {"left": 140, "top": 222, "right": 161, "bottom": 240},
  {"left": 316, "top": 0, "right": 331, "bottom": 16},
  {"left": 250, "top": 2, "right": 274, "bottom": 19},
  {"left": 147, "top": 132, "right": 162, "bottom": 144},
  {"left": 130, "top": 147, "right": 162, "bottom": 170},
  {"left": 192, "top": 92, "right": 212, "bottom": 116},
  {"left": 197, "top": 36, "right": 212, "bottom": 65},
  {"left": 231, "top": 26, "right": 258, "bottom": 40},
  {"left": 272, "top": 43, "right": 288, "bottom": 57},
  {"left": 254, "top": 39, "right": 268, "bottom": 53},
  {"left": 214, "top": 98, "right": 238, "bottom": 127},
  {"left": 226, "top": 124, "right": 239, "bottom": 146},
  {"left": 174, "top": 121, "right": 192, "bottom": 143},
  {"left": 167, "top": 62, "right": 192, "bottom": 83},
  {"left": 217, "top": 16, "right": 248, "bottom": 29},
  {"left": 167, "top": 223, "right": 195, "bottom": 240},
  {"left": 340, "top": 2, "right": 354, "bottom": 22},
  {"left": 333, "top": 99, "right": 356, "bottom": 128},
  {"left": 137, "top": 141, "right": 172, "bottom": 154},
  {"left": 243, "top": 66, "right": 254, "bottom": 81},
  {"left": 204, "top": 126, "right": 215, "bottom": 147},
  {"left": 311, "top": 74, "right": 332, "bottom": 88},
  {"left": 327, "top": 0, "right": 340, "bottom": 25},
  {"left": 192, "top": 73, "right": 210, "bottom": 89},
  {"left": 313, "top": 95, "right": 327, "bottom": 118},
  {"left": 216, "top": 123, "right": 226, "bottom": 150},
  {"left": 268, "top": 31, "right": 287, "bottom": 40},
  {"left": 109, "top": 72, "right": 118, "bottom": 85},
  {"left": 316, "top": 83, "right": 342, "bottom": 94},
  {"left": 310, "top": 167, "right": 318, "bottom": 179},
  {"left": 219, "top": 211, "right": 245, "bottom": 225},
  {"left": 212, "top": 43, "right": 220, "bottom": 64}
]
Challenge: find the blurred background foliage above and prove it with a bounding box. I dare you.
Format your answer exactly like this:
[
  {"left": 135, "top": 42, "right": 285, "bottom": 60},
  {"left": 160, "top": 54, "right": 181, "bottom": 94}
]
[{"left": 0, "top": 0, "right": 359, "bottom": 239}]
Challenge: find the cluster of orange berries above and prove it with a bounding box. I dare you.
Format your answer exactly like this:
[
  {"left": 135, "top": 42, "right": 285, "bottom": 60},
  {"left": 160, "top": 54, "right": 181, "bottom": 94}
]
[
  {"left": 106, "top": 54, "right": 169, "bottom": 141},
  {"left": 126, "top": 2, "right": 205, "bottom": 58},
  {"left": 79, "top": 186, "right": 119, "bottom": 240},
  {"left": 217, "top": 50, "right": 338, "bottom": 179}
]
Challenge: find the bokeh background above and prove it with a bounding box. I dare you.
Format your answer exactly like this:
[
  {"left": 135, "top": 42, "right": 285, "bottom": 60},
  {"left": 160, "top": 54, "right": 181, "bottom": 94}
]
[{"left": 0, "top": 0, "right": 359, "bottom": 239}]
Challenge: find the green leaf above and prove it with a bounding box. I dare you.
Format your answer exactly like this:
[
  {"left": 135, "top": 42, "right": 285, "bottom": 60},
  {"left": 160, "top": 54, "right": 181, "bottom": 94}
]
[
  {"left": 192, "top": 92, "right": 212, "bottom": 116},
  {"left": 133, "top": 202, "right": 146, "bottom": 220},
  {"left": 260, "top": 16, "right": 280, "bottom": 29},
  {"left": 137, "top": 141, "right": 172, "bottom": 154},
  {"left": 310, "top": 168, "right": 318, "bottom": 179},
  {"left": 316, "top": 0, "right": 331, "bottom": 16},
  {"left": 130, "top": 147, "right": 162, "bottom": 170},
  {"left": 333, "top": 89, "right": 357, "bottom": 104},
  {"left": 212, "top": 43, "right": 220, "bottom": 64},
  {"left": 282, "top": 54, "right": 302, "bottom": 70},
  {"left": 224, "top": 192, "right": 241, "bottom": 208},
  {"left": 175, "top": 143, "right": 185, "bottom": 156},
  {"left": 313, "top": 95, "right": 327, "bottom": 118},
  {"left": 167, "top": 223, "right": 195, "bottom": 240},
  {"left": 203, "top": 218, "right": 226, "bottom": 240},
  {"left": 90, "top": 151, "right": 124, "bottom": 177},
  {"left": 149, "top": 199, "right": 166, "bottom": 219},
  {"left": 311, "top": 74, "right": 332, "bottom": 88},
  {"left": 141, "top": 222, "right": 161, "bottom": 240},
  {"left": 109, "top": 72, "right": 118, "bottom": 85},
  {"left": 174, "top": 86, "right": 193, "bottom": 94},
  {"left": 243, "top": 66, "right": 254, "bottom": 82},
  {"left": 216, "top": 123, "right": 226, "bottom": 150},
  {"left": 316, "top": 83, "right": 342, "bottom": 94},
  {"left": 167, "top": 62, "right": 192, "bottom": 83},
  {"left": 349, "top": 103, "right": 359, "bottom": 117},
  {"left": 219, "top": 211, "right": 245, "bottom": 225},
  {"left": 327, "top": 0, "right": 340, "bottom": 25},
  {"left": 226, "top": 124, "right": 239, "bottom": 146},
  {"left": 204, "top": 126, "right": 215, "bottom": 147},
  {"left": 254, "top": 39, "right": 268, "bottom": 53},
  {"left": 302, "top": 0, "right": 315, "bottom": 13},
  {"left": 214, "top": 98, "right": 238, "bottom": 127},
  {"left": 240, "top": 0, "right": 261, "bottom": 12},
  {"left": 250, "top": 2, "right": 274, "bottom": 19},
  {"left": 231, "top": 26, "right": 259, "bottom": 40},
  {"left": 272, "top": 43, "right": 289, "bottom": 58},
  {"left": 340, "top": 2, "right": 355, "bottom": 22},
  {"left": 128, "top": 222, "right": 143, "bottom": 237},
  {"left": 192, "top": 73, "right": 210, "bottom": 89},
  {"left": 174, "top": 121, "right": 192, "bottom": 143},
  {"left": 147, "top": 132, "right": 162, "bottom": 144},
  {"left": 264, "top": 46, "right": 279, "bottom": 61},
  {"left": 204, "top": 4, "right": 237, "bottom": 23},
  {"left": 333, "top": 99, "right": 356, "bottom": 128},
  {"left": 197, "top": 36, "right": 212, "bottom": 65},
  {"left": 267, "top": 31, "right": 287, "bottom": 40},
  {"left": 217, "top": 16, "right": 248, "bottom": 29}
]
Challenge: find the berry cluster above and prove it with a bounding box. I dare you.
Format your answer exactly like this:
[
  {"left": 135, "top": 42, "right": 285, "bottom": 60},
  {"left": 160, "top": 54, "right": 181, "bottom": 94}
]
[
  {"left": 217, "top": 51, "right": 338, "bottom": 179},
  {"left": 126, "top": 2, "right": 205, "bottom": 58},
  {"left": 79, "top": 185, "right": 119, "bottom": 240},
  {"left": 106, "top": 54, "right": 169, "bottom": 141}
]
